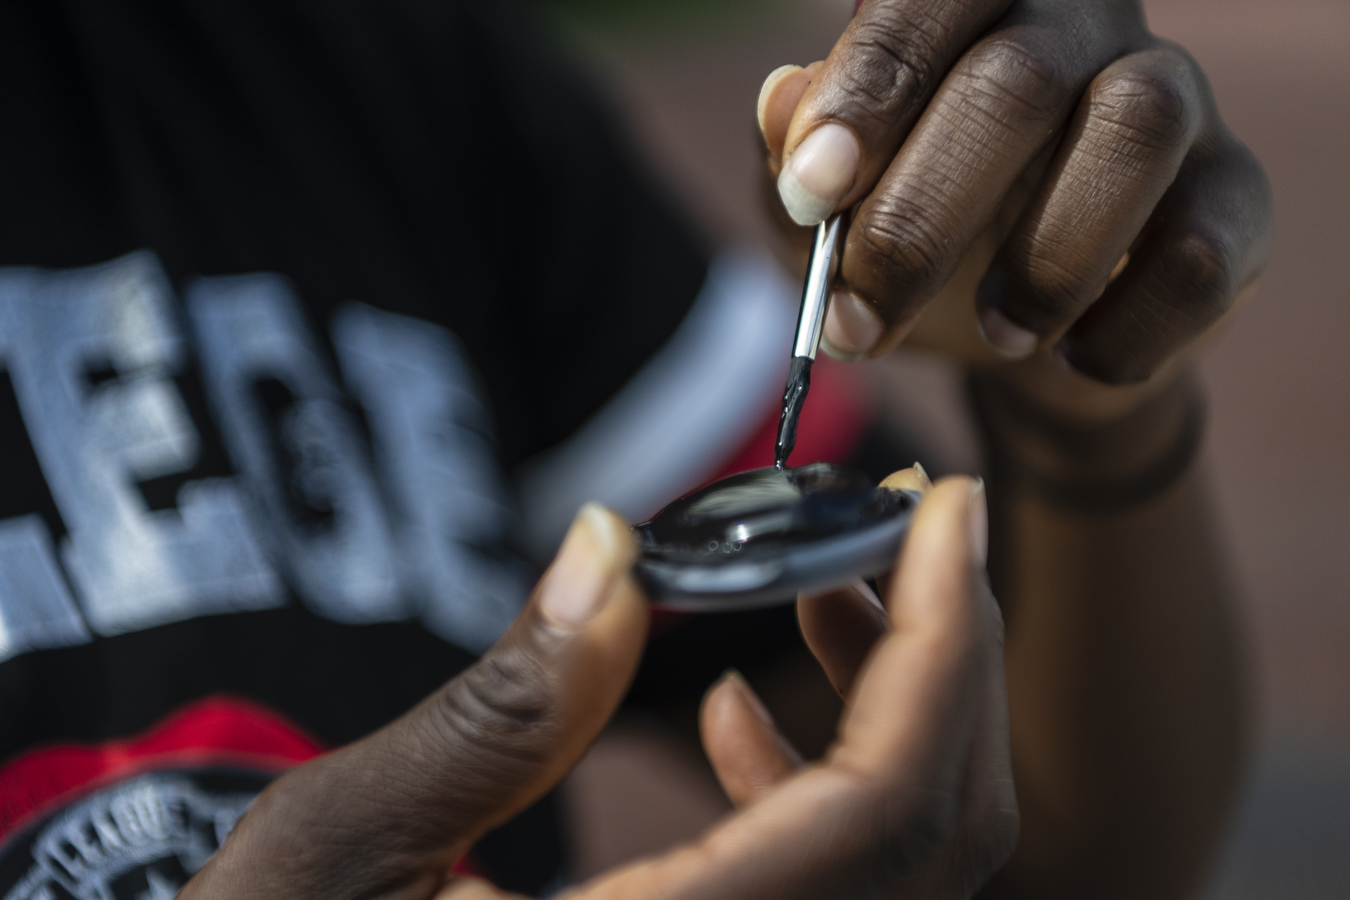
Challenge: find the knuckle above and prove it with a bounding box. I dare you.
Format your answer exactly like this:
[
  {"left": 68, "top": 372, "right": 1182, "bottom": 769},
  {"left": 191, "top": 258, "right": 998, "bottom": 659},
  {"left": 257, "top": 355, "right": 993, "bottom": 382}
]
[
  {"left": 1090, "top": 66, "right": 1196, "bottom": 151},
  {"left": 872, "top": 791, "right": 961, "bottom": 882},
  {"left": 832, "top": 17, "right": 942, "bottom": 125},
  {"left": 904, "top": 796, "right": 961, "bottom": 857},
  {"left": 958, "top": 35, "right": 1067, "bottom": 123},
  {"left": 221, "top": 770, "right": 365, "bottom": 878},
  {"left": 997, "top": 228, "right": 1106, "bottom": 331},
  {"left": 828, "top": 771, "right": 963, "bottom": 889},
  {"left": 1017, "top": 251, "right": 1102, "bottom": 321},
  {"left": 1215, "top": 138, "right": 1276, "bottom": 233},
  {"left": 1175, "top": 139, "right": 1273, "bottom": 278},
  {"left": 1163, "top": 228, "right": 1235, "bottom": 312},
  {"left": 433, "top": 643, "right": 557, "bottom": 767},
  {"left": 857, "top": 196, "right": 961, "bottom": 292}
]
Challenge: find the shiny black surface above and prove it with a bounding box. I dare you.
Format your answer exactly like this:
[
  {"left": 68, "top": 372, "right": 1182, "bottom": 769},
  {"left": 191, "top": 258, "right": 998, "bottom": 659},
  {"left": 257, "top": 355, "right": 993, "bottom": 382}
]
[
  {"left": 774, "top": 356, "right": 813, "bottom": 469},
  {"left": 637, "top": 463, "right": 912, "bottom": 564},
  {"left": 634, "top": 463, "right": 916, "bottom": 611}
]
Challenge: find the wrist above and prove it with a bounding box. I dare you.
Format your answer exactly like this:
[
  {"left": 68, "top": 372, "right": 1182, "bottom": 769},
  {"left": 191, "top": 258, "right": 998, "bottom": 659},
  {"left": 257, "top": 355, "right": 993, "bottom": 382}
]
[{"left": 968, "top": 369, "right": 1205, "bottom": 513}]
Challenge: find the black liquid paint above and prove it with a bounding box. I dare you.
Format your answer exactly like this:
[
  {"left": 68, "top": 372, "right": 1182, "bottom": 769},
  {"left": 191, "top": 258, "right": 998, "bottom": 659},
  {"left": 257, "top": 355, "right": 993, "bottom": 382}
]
[
  {"left": 774, "top": 356, "right": 813, "bottom": 469},
  {"left": 636, "top": 462, "right": 910, "bottom": 565},
  {"left": 635, "top": 463, "right": 917, "bottom": 612}
]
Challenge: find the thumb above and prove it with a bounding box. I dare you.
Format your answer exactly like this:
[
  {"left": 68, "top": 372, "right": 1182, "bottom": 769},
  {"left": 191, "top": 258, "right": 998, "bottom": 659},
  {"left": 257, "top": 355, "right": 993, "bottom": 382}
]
[{"left": 182, "top": 504, "right": 648, "bottom": 900}]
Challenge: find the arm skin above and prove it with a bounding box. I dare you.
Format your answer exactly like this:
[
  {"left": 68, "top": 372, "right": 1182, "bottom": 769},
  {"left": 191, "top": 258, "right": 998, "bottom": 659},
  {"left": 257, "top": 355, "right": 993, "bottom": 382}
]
[
  {"left": 977, "top": 377, "right": 1248, "bottom": 899},
  {"left": 754, "top": 0, "right": 1272, "bottom": 891}
]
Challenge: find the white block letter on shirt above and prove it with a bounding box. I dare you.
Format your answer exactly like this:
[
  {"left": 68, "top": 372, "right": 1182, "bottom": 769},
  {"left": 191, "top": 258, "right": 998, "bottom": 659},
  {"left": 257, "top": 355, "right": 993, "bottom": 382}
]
[
  {"left": 187, "top": 275, "right": 403, "bottom": 624},
  {"left": 0, "top": 253, "right": 283, "bottom": 637},
  {"left": 332, "top": 303, "right": 528, "bottom": 652}
]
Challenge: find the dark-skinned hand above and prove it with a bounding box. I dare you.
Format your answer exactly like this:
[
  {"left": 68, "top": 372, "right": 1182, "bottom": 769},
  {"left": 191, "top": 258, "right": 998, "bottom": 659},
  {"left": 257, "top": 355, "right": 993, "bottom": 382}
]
[
  {"left": 180, "top": 471, "right": 1015, "bottom": 900},
  {"left": 758, "top": 0, "right": 1273, "bottom": 424}
]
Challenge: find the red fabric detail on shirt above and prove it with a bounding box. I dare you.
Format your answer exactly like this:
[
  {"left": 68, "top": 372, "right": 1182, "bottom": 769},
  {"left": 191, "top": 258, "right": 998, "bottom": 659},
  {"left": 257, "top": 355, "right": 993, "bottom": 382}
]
[
  {"left": 0, "top": 696, "right": 324, "bottom": 842},
  {"left": 647, "top": 356, "right": 874, "bottom": 636},
  {"left": 0, "top": 698, "right": 491, "bottom": 880}
]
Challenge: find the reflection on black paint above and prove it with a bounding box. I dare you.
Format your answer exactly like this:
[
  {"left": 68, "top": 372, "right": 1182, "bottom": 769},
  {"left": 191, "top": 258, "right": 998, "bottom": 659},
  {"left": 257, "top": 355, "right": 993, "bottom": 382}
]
[
  {"left": 252, "top": 377, "right": 336, "bottom": 534},
  {"left": 773, "top": 356, "right": 813, "bottom": 470},
  {"left": 639, "top": 462, "right": 908, "bottom": 562}
]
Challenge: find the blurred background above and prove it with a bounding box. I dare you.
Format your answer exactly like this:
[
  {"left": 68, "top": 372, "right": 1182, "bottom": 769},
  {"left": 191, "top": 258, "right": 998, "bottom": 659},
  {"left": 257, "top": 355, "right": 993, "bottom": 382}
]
[{"left": 527, "top": 0, "right": 1350, "bottom": 896}]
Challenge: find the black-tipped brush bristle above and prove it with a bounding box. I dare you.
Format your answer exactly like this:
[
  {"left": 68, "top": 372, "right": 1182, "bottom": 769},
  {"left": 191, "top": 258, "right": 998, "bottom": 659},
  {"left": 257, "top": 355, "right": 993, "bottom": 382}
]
[{"left": 774, "top": 356, "right": 813, "bottom": 469}]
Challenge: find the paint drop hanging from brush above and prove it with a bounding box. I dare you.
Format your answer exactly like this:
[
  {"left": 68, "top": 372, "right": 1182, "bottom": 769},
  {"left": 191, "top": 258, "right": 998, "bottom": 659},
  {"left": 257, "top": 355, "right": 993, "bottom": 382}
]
[{"left": 774, "top": 356, "right": 813, "bottom": 469}]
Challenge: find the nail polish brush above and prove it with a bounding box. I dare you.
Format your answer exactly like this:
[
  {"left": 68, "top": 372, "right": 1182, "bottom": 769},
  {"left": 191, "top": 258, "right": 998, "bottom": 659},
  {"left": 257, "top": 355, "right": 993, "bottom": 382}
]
[
  {"left": 633, "top": 212, "right": 918, "bottom": 613},
  {"left": 774, "top": 214, "right": 844, "bottom": 469}
]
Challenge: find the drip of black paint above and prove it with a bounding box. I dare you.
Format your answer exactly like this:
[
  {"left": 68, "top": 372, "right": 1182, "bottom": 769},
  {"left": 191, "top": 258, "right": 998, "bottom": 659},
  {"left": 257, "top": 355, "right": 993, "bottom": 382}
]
[{"left": 774, "top": 356, "right": 813, "bottom": 470}]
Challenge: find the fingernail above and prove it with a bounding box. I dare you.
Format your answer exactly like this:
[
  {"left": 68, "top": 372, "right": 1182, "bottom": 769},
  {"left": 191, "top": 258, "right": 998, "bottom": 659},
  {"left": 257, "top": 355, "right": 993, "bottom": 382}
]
[
  {"left": 819, "top": 333, "right": 860, "bottom": 361},
  {"left": 912, "top": 461, "right": 932, "bottom": 490},
  {"left": 722, "top": 669, "right": 774, "bottom": 726},
  {"left": 757, "top": 65, "right": 802, "bottom": 137},
  {"left": 824, "top": 290, "right": 883, "bottom": 357},
  {"left": 978, "top": 306, "right": 1038, "bottom": 359},
  {"left": 969, "top": 479, "right": 988, "bottom": 568},
  {"left": 777, "top": 123, "right": 860, "bottom": 226},
  {"left": 539, "top": 503, "right": 629, "bottom": 628},
  {"left": 1108, "top": 251, "right": 1130, "bottom": 283}
]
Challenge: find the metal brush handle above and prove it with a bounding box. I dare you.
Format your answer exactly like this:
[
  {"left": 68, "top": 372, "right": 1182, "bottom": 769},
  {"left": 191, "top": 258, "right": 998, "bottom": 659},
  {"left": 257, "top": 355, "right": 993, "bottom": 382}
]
[{"left": 791, "top": 215, "right": 844, "bottom": 359}]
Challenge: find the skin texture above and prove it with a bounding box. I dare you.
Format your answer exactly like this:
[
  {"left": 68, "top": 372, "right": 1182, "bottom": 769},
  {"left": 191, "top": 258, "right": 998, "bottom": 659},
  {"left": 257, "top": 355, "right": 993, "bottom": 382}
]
[
  {"left": 181, "top": 478, "right": 1017, "bottom": 900},
  {"left": 758, "top": 2, "right": 1261, "bottom": 896},
  {"left": 980, "top": 463, "right": 1246, "bottom": 899},
  {"left": 762, "top": 0, "right": 1273, "bottom": 404},
  {"left": 179, "top": 505, "right": 652, "bottom": 900},
  {"left": 179, "top": 2, "right": 1262, "bottom": 897}
]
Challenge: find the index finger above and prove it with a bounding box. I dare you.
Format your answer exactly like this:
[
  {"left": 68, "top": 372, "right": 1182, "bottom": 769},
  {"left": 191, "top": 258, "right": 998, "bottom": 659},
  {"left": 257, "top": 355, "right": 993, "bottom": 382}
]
[{"left": 776, "top": 0, "right": 1013, "bottom": 226}]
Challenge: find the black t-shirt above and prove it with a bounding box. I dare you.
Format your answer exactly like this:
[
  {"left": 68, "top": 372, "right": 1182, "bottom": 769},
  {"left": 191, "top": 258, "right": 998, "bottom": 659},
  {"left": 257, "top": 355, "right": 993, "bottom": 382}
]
[{"left": 0, "top": 0, "right": 715, "bottom": 895}]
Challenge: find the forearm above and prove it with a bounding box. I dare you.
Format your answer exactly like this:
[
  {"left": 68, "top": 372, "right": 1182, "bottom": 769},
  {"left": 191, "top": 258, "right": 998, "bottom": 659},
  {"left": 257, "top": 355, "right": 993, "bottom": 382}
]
[{"left": 973, "top": 374, "right": 1249, "bottom": 899}]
